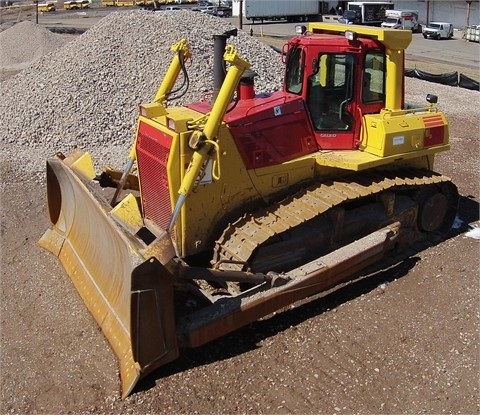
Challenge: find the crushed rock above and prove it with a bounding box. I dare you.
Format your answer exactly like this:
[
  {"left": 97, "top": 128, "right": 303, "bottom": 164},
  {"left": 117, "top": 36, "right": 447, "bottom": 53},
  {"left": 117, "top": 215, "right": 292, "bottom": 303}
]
[
  {"left": 0, "top": 11, "right": 478, "bottom": 179},
  {"left": 0, "top": 11, "right": 284, "bottom": 174},
  {"left": 0, "top": 20, "right": 72, "bottom": 72}
]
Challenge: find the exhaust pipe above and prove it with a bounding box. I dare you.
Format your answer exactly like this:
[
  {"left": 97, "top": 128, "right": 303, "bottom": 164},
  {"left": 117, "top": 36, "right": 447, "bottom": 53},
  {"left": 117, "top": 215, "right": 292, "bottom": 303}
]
[{"left": 213, "top": 29, "right": 237, "bottom": 103}]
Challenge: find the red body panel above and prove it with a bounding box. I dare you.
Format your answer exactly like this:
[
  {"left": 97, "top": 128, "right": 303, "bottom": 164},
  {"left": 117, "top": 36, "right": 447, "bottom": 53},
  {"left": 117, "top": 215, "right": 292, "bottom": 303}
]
[
  {"left": 225, "top": 93, "right": 317, "bottom": 169},
  {"left": 188, "top": 92, "right": 318, "bottom": 170}
]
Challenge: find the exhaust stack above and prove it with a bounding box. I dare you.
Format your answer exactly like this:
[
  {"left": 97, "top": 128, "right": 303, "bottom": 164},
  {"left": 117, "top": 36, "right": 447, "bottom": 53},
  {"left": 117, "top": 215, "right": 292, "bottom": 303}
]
[{"left": 213, "top": 29, "right": 238, "bottom": 103}]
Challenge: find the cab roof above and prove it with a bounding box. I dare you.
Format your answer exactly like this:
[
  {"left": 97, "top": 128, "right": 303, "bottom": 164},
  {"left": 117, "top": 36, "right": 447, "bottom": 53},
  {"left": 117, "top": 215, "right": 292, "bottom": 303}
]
[{"left": 307, "top": 22, "right": 412, "bottom": 50}]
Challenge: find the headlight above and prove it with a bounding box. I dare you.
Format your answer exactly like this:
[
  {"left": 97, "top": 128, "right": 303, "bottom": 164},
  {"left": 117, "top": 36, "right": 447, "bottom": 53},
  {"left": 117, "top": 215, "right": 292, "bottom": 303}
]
[{"left": 345, "top": 30, "right": 357, "bottom": 41}]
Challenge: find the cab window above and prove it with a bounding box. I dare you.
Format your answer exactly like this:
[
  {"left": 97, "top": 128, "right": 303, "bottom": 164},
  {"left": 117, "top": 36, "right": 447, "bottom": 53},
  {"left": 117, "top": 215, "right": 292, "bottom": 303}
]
[
  {"left": 362, "top": 52, "right": 386, "bottom": 103},
  {"left": 285, "top": 45, "right": 304, "bottom": 94}
]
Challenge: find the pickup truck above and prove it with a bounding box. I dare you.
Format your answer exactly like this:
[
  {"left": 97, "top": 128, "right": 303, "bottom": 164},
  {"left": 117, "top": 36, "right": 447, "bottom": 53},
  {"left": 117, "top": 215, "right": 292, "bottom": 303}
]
[{"left": 422, "top": 22, "right": 454, "bottom": 39}]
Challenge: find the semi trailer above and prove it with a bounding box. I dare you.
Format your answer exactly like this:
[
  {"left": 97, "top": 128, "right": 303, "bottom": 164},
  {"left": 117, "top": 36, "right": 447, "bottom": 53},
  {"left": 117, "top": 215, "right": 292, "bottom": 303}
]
[{"left": 232, "top": 0, "right": 320, "bottom": 23}]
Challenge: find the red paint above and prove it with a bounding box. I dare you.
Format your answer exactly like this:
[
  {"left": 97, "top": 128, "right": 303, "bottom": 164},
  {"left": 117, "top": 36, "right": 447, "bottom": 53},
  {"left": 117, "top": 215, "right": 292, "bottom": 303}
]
[
  {"left": 423, "top": 115, "right": 446, "bottom": 146},
  {"left": 226, "top": 93, "right": 318, "bottom": 169},
  {"left": 136, "top": 120, "right": 173, "bottom": 230}
]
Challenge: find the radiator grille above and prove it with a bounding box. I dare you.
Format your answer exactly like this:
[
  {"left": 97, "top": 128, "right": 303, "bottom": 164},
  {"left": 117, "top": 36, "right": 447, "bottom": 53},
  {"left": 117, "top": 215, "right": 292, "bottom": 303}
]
[{"left": 136, "top": 121, "right": 173, "bottom": 231}]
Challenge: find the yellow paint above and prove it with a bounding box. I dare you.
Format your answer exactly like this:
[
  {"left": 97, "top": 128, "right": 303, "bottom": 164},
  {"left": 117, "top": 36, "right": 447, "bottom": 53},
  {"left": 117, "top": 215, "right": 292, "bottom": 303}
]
[
  {"left": 361, "top": 110, "right": 448, "bottom": 157},
  {"left": 63, "top": 0, "right": 89, "bottom": 9},
  {"left": 110, "top": 193, "right": 143, "bottom": 234},
  {"left": 38, "top": 2, "right": 55, "bottom": 12},
  {"left": 39, "top": 157, "right": 144, "bottom": 399},
  {"left": 314, "top": 147, "right": 444, "bottom": 171},
  {"left": 139, "top": 102, "right": 167, "bottom": 119},
  {"left": 69, "top": 151, "right": 96, "bottom": 180},
  {"left": 153, "top": 39, "right": 192, "bottom": 105},
  {"left": 307, "top": 22, "right": 412, "bottom": 50}
]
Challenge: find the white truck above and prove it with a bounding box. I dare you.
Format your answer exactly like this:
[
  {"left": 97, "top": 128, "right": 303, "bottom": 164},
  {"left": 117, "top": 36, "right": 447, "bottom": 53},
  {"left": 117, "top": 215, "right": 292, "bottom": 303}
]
[
  {"left": 232, "top": 0, "right": 320, "bottom": 23},
  {"left": 422, "top": 22, "right": 454, "bottom": 40},
  {"left": 338, "top": 2, "right": 394, "bottom": 26},
  {"left": 381, "top": 9, "right": 419, "bottom": 32}
]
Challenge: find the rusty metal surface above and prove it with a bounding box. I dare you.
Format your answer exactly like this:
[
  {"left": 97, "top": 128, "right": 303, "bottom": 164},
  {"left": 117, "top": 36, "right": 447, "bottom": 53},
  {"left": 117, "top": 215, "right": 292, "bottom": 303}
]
[{"left": 180, "top": 223, "right": 402, "bottom": 348}]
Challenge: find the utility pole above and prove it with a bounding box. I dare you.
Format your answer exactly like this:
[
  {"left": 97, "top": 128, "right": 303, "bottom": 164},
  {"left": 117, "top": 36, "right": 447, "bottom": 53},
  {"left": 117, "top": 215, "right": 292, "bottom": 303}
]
[
  {"left": 33, "top": 0, "right": 39, "bottom": 24},
  {"left": 466, "top": 0, "right": 472, "bottom": 27},
  {"left": 239, "top": 0, "right": 243, "bottom": 30}
]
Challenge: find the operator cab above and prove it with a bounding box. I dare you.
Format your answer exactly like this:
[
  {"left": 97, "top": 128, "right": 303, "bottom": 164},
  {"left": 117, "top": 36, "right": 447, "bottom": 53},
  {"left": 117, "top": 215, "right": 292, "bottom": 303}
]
[{"left": 285, "top": 28, "right": 387, "bottom": 150}]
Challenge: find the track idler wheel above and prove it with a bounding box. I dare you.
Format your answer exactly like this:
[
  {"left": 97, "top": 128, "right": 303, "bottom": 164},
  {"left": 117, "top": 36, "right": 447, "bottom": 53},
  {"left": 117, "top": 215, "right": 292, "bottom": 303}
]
[{"left": 416, "top": 182, "right": 459, "bottom": 235}]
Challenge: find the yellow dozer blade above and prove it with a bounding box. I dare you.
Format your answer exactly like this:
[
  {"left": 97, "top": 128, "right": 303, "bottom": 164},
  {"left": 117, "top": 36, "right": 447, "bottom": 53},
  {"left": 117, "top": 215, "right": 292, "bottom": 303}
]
[{"left": 38, "top": 151, "right": 179, "bottom": 398}]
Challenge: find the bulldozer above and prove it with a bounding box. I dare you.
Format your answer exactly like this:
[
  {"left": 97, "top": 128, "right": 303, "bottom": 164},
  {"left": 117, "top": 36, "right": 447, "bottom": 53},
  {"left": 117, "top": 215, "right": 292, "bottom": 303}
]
[{"left": 39, "top": 23, "right": 459, "bottom": 398}]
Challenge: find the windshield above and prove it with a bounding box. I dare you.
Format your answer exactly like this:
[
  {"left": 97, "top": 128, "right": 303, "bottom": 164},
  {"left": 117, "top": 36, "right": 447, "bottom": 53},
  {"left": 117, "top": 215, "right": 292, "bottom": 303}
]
[
  {"left": 384, "top": 17, "right": 398, "bottom": 24},
  {"left": 427, "top": 23, "right": 441, "bottom": 29}
]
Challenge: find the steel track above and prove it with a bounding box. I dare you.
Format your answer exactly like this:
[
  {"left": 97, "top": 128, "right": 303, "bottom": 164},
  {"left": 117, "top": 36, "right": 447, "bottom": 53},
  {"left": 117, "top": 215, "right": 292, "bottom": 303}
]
[{"left": 213, "top": 169, "right": 455, "bottom": 272}]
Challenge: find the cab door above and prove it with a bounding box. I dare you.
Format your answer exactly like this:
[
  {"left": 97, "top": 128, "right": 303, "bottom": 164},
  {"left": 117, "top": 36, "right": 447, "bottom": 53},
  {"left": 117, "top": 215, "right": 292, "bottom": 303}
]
[
  {"left": 306, "top": 50, "right": 387, "bottom": 150},
  {"left": 306, "top": 53, "right": 357, "bottom": 149}
]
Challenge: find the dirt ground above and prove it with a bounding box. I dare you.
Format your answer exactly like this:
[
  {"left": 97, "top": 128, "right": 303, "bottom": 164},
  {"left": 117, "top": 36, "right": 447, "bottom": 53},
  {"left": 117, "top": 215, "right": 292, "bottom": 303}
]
[{"left": 1, "top": 10, "right": 479, "bottom": 415}]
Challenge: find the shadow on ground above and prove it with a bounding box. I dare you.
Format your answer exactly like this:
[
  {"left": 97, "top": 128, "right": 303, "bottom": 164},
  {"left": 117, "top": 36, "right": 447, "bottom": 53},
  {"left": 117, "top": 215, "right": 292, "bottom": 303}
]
[{"left": 133, "top": 194, "right": 478, "bottom": 395}]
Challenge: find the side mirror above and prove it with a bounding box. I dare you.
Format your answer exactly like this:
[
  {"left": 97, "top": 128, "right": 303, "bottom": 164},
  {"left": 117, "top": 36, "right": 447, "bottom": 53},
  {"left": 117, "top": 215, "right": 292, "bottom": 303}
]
[{"left": 426, "top": 94, "right": 438, "bottom": 104}]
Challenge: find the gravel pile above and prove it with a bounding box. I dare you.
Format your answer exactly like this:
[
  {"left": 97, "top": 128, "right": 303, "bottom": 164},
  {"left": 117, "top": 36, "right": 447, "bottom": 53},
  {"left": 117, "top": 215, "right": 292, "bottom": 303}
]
[
  {"left": 0, "top": 20, "right": 72, "bottom": 72},
  {"left": 0, "top": 10, "right": 284, "bottom": 174}
]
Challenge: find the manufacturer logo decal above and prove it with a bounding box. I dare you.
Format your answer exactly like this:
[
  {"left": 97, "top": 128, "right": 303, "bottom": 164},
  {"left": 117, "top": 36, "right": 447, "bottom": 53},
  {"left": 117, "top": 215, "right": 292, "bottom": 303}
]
[{"left": 320, "top": 134, "right": 337, "bottom": 138}]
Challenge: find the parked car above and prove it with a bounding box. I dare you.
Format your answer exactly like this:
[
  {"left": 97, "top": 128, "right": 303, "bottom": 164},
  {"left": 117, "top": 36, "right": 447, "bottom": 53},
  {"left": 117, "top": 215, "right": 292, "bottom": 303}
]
[
  {"left": 213, "top": 6, "right": 231, "bottom": 17},
  {"left": 200, "top": 5, "right": 231, "bottom": 16},
  {"left": 199, "top": 5, "right": 215, "bottom": 13},
  {"left": 422, "top": 22, "right": 454, "bottom": 39}
]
